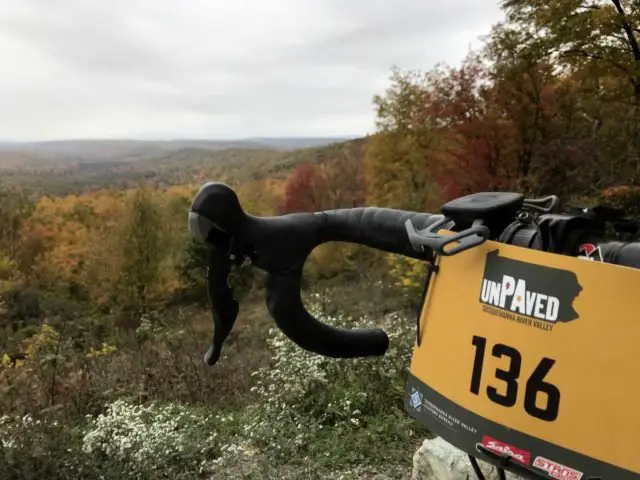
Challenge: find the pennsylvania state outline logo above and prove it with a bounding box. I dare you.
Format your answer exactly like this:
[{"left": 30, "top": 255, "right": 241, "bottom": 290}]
[{"left": 479, "top": 250, "right": 583, "bottom": 332}]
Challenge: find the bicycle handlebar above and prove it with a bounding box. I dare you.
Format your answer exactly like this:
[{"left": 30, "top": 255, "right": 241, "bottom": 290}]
[
  {"left": 189, "top": 182, "right": 437, "bottom": 365},
  {"left": 189, "top": 182, "right": 640, "bottom": 367}
]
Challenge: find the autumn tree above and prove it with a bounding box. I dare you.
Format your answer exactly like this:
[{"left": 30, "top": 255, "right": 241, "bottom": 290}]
[
  {"left": 236, "top": 178, "right": 283, "bottom": 216},
  {"left": 416, "top": 54, "right": 517, "bottom": 198},
  {"left": 320, "top": 140, "right": 367, "bottom": 209},
  {"left": 480, "top": 27, "right": 597, "bottom": 196},
  {"left": 364, "top": 68, "right": 445, "bottom": 212},
  {"left": 279, "top": 163, "right": 327, "bottom": 213},
  {"left": 497, "top": 0, "right": 640, "bottom": 187},
  {"left": 367, "top": 1, "right": 640, "bottom": 205},
  {"left": 364, "top": 4, "right": 640, "bottom": 293}
]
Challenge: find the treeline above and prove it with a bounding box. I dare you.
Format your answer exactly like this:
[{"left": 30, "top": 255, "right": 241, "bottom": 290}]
[
  {"left": 0, "top": 146, "right": 398, "bottom": 436},
  {"left": 0, "top": 141, "right": 364, "bottom": 198},
  {"left": 295, "top": 0, "right": 640, "bottom": 217},
  {"left": 274, "top": 0, "right": 640, "bottom": 292},
  {"left": 0, "top": 182, "right": 270, "bottom": 327},
  {"left": 0, "top": 142, "right": 374, "bottom": 350}
]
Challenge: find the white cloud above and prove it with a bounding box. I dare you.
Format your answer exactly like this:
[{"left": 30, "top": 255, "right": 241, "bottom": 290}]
[{"left": 0, "top": 0, "right": 504, "bottom": 141}]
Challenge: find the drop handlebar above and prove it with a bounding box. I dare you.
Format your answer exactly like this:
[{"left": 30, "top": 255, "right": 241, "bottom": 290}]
[
  {"left": 188, "top": 182, "right": 444, "bottom": 366},
  {"left": 188, "top": 182, "right": 640, "bottom": 367}
]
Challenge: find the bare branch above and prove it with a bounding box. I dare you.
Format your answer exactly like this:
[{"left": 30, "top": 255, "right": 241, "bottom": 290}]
[
  {"left": 610, "top": 0, "right": 640, "bottom": 62},
  {"left": 562, "top": 48, "right": 631, "bottom": 73}
]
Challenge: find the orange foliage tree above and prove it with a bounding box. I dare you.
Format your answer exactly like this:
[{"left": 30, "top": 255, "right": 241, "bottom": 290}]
[{"left": 279, "top": 163, "right": 327, "bottom": 214}]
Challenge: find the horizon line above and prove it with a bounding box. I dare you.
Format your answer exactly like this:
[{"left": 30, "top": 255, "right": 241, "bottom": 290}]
[{"left": 0, "top": 134, "right": 368, "bottom": 144}]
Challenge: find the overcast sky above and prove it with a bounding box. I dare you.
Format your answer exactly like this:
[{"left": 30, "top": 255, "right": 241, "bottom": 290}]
[{"left": 0, "top": 0, "right": 504, "bottom": 141}]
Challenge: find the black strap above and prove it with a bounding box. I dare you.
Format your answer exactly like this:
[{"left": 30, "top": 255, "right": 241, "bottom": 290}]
[
  {"left": 498, "top": 216, "right": 545, "bottom": 251},
  {"left": 468, "top": 455, "right": 507, "bottom": 480},
  {"left": 498, "top": 219, "right": 523, "bottom": 245},
  {"left": 469, "top": 455, "right": 487, "bottom": 480},
  {"left": 416, "top": 259, "right": 439, "bottom": 347}
]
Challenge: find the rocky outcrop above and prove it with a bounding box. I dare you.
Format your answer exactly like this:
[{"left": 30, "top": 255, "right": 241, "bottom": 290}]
[{"left": 412, "top": 437, "right": 524, "bottom": 480}]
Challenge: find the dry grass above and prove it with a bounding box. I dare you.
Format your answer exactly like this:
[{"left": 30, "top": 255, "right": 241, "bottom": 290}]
[{"left": 0, "top": 295, "right": 274, "bottom": 419}]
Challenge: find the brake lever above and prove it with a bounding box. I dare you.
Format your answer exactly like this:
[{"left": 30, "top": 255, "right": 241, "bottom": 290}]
[{"left": 203, "top": 241, "right": 239, "bottom": 366}]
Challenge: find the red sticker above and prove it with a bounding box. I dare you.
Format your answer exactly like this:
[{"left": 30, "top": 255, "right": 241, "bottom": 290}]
[
  {"left": 533, "top": 456, "right": 583, "bottom": 480},
  {"left": 480, "top": 435, "right": 531, "bottom": 466},
  {"left": 578, "top": 243, "right": 603, "bottom": 262},
  {"left": 579, "top": 243, "right": 596, "bottom": 256}
]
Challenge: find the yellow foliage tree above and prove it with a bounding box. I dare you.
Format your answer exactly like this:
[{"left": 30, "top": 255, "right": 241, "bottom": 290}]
[{"left": 364, "top": 69, "right": 445, "bottom": 295}]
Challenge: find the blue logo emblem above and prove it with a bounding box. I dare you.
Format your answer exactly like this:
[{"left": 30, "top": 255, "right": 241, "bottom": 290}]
[{"left": 409, "top": 388, "right": 423, "bottom": 410}]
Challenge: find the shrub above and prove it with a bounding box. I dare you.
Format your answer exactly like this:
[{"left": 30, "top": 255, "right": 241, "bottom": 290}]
[
  {"left": 387, "top": 254, "right": 428, "bottom": 307},
  {"left": 81, "top": 400, "right": 219, "bottom": 479},
  {"left": 601, "top": 185, "right": 640, "bottom": 218},
  {"left": 212, "top": 294, "right": 427, "bottom": 472},
  {"left": 0, "top": 414, "right": 94, "bottom": 479},
  {"left": 0, "top": 402, "right": 228, "bottom": 479}
]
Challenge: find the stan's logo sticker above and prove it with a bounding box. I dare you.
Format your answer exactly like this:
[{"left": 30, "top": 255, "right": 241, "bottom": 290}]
[
  {"left": 533, "top": 456, "right": 583, "bottom": 480},
  {"left": 478, "top": 435, "right": 530, "bottom": 466},
  {"left": 479, "top": 250, "right": 582, "bottom": 332}
]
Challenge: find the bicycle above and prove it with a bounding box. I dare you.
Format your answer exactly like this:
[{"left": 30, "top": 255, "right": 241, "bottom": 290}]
[{"left": 188, "top": 181, "right": 640, "bottom": 480}]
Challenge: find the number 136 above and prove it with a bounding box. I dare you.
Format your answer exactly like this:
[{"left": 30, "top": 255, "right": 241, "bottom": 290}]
[{"left": 470, "top": 335, "right": 561, "bottom": 422}]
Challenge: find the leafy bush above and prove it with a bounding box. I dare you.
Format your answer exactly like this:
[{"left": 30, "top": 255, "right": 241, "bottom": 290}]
[
  {"left": 387, "top": 254, "right": 428, "bottom": 306},
  {"left": 601, "top": 185, "right": 640, "bottom": 219},
  {"left": 212, "top": 294, "right": 428, "bottom": 473},
  {"left": 0, "top": 414, "right": 95, "bottom": 479}
]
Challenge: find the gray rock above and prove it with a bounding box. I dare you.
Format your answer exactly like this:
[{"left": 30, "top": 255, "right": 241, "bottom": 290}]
[{"left": 412, "top": 437, "right": 525, "bottom": 480}]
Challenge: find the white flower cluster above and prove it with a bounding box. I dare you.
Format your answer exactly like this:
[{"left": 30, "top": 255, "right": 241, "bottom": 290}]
[
  {"left": 0, "top": 414, "right": 39, "bottom": 449},
  {"left": 81, "top": 399, "right": 217, "bottom": 477},
  {"left": 0, "top": 414, "right": 62, "bottom": 450}
]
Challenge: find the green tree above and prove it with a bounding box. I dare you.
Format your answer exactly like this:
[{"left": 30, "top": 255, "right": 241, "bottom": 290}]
[
  {"left": 364, "top": 68, "right": 444, "bottom": 212},
  {"left": 0, "top": 186, "right": 33, "bottom": 260},
  {"left": 501, "top": 0, "right": 640, "bottom": 97},
  {"left": 115, "top": 188, "right": 167, "bottom": 320}
]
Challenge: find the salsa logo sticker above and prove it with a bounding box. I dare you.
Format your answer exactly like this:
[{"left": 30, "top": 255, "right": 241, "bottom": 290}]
[
  {"left": 478, "top": 435, "right": 530, "bottom": 466},
  {"left": 479, "top": 250, "right": 582, "bottom": 332},
  {"left": 533, "top": 456, "right": 583, "bottom": 480}
]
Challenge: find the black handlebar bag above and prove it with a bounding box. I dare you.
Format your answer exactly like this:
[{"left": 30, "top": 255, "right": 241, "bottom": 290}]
[{"left": 405, "top": 236, "right": 640, "bottom": 480}]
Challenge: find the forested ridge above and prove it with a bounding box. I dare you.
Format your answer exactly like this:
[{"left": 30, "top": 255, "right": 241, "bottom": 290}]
[{"left": 1, "top": 1, "right": 640, "bottom": 479}]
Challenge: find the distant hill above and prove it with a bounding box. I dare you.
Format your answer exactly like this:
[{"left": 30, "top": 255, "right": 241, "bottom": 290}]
[
  {"left": 0, "top": 137, "right": 370, "bottom": 197},
  {"left": 0, "top": 137, "right": 356, "bottom": 169}
]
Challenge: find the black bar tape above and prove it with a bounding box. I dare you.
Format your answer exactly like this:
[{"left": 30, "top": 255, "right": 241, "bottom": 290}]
[
  {"left": 316, "top": 207, "right": 438, "bottom": 260},
  {"left": 266, "top": 271, "right": 389, "bottom": 358}
]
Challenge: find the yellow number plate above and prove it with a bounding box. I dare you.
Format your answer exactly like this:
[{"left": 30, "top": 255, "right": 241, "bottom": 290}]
[{"left": 407, "top": 239, "right": 640, "bottom": 479}]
